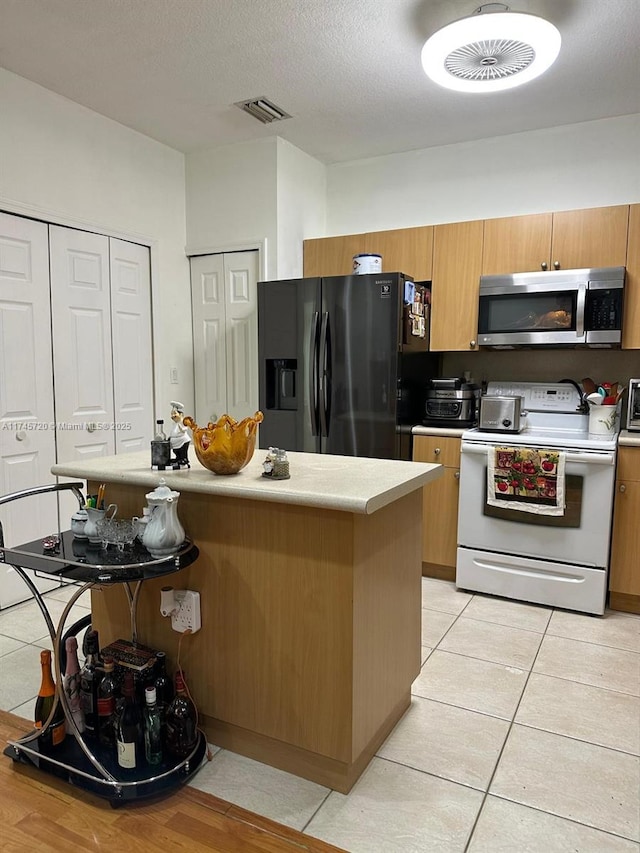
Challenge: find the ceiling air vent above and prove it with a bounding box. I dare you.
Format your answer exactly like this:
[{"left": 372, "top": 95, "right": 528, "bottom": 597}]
[{"left": 235, "top": 97, "right": 292, "bottom": 124}]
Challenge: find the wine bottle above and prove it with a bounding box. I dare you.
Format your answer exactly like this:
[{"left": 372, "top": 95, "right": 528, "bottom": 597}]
[
  {"left": 115, "top": 671, "right": 144, "bottom": 771},
  {"left": 79, "top": 630, "right": 101, "bottom": 735},
  {"left": 143, "top": 686, "right": 163, "bottom": 766},
  {"left": 165, "top": 670, "right": 198, "bottom": 759},
  {"left": 34, "top": 649, "right": 66, "bottom": 752},
  {"left": 63, "top": 636, "right": 85, "bottom": 733},
  {"left": 97, "top": 656, "right": 118, "bottom": 749},
  {"left": 153, "top": 651, "right": 174, "bottom": 720}
]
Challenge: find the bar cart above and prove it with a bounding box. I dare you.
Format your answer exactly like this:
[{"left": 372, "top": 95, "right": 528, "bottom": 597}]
[{"left": 0, "top": 482, "right": 206, "bottom": 805}]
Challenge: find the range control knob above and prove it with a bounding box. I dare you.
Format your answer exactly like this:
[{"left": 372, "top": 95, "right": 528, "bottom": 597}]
[{"left": 501, "top": 418, "right": 512, "bottom": 428}]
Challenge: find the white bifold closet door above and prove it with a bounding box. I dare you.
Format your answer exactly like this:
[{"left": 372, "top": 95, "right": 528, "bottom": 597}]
[
  {"left": 0, "top": 212, "right": 58, "bottom": 603},
  {"left": 190, "top": 250, "right": 259, "bottom": 426}
]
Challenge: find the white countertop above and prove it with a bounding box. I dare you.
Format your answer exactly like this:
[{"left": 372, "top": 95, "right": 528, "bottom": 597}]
[
  {"left": 52, "top": 449, "right": 442, "bottom": 516},
  {"left": 618, "top": 430, "right": 640, "bottom": 447}
]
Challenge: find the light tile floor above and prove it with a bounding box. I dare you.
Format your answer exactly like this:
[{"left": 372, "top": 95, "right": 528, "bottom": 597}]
[{"left": 1, "top": 578, "right": 639, "bottom": 852}]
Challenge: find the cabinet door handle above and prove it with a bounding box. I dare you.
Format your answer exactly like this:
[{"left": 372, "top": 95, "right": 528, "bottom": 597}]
[
  {"left": 470, "top": 340, "right": 476, "bottom": 349},
  {"left": 541, "top": 261, "right": 548, "bottom": 271},
  {"left": 454, "top": 471, "right": 460, "bottom": 479},
  {"left": 434, "top": 448, "right": 441, "bottom": 456},
  {"left": 619, "top": 484, "right": 626, "bottom": 493},
  {"left": 554, "top": 260, "right": 561, "bottom": 270}
]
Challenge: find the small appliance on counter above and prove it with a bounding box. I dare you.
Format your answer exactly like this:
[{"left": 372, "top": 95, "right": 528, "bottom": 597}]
[
  {"left": 423, "top": 377, "right": 480, "bottom": 428},
  {"left": 478, "top": 394, "right": 526, "bottom": 433},
  {"left": 627, "top": 379, "right": 640, "bottom": 432}
]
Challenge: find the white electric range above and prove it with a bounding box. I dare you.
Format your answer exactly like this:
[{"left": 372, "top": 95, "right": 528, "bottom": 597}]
[{"left": 456, "top": 382, "right": 619, "bottom": 615}]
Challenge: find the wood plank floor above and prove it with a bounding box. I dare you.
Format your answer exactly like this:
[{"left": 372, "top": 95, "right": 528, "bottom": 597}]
[{"left": 0, "top": 710, "right": 344, "bottom": 853}]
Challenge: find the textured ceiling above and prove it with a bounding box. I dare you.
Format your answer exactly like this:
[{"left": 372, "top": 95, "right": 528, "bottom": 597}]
[{"left": 0, "top": 0, "right": 639, "bottom": 164}]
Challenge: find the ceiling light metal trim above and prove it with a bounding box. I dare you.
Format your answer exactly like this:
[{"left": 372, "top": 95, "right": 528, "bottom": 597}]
[
  {"left": 235, "top": 97, "right": 292, "bottom": 124},
  {"left": 421, "top": 6, "right": 561, "bottom": 92}
]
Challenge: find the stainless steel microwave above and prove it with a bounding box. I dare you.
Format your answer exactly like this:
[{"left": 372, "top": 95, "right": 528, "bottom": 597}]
[{"left": 477, "top": 267, "right": 625, "bottom": 347}]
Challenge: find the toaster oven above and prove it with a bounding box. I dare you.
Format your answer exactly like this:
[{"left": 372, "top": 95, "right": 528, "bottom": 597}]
[{"left": 627, "top": 379, "right": 640, "bottom": 432}]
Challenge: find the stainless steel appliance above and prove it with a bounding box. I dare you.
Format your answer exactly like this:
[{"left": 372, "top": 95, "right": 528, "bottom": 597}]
[
  {"left": 423, "top": 378, "right": 480, "bottom": 427},
  {"left": 479, "top": 395, "right": 525, "bottom": 433},
  {"left": 257, "top": 273, "right": 440, "bottom": 460},
  {"left": 457, "top": 381, "right": 619, "bottom": 615},
  {"left": 478, "top": 267, "right": 625, "bottom": 348},
  {"left": 627, "top": 379, "right": 640, "bottom": 432}
]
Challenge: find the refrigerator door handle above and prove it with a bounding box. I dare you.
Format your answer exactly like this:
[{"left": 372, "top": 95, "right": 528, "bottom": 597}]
[
  {"left": 309, "top": 311, "right": 320, "bottom": 436},
  {"left": 319, "top": 311, "right": 331, "bottom": 437}
]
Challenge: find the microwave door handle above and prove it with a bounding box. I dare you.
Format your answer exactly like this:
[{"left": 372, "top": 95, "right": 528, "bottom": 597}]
[{"left": 576, "top": 284, "right": 586, "bottom": 339}]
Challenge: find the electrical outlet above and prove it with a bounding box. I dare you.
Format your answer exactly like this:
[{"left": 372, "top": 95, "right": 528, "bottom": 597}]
[
  {"left": 171, "top": 590, "right": 201, "bottom": 634},
  {"left": 170, "top": 367, "right": 179, "bottom": 384}
]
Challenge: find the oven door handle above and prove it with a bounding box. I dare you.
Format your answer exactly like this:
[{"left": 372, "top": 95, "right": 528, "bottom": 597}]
[{"left": 461, "top": 442, "right": 615, "bottom": 465}]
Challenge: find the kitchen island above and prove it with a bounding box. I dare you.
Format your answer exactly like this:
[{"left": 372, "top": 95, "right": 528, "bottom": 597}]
[{"left": 52, "top": 449, "right": 442, "bottom": 792}]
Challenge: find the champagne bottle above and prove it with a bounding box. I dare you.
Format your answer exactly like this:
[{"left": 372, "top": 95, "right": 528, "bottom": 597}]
[
  {"left": 34, "top": 649, "right": 66, "bottom": 751},
  {"left": 79, "top": 630, "right": 101, "bottom": 735},
  {"left": 97, "top": 656, "right": 118, "bottom": 749},
  {"left": 63, "top": 636, "right": 85, "bottom": 733},
  {"left": 165, "top": 670, "right": 198, "bottom": 759},
  {"left": 143, "top": 686, "right": 163, "bottom": 766},
  {"left": 115, "top": 671, "right": 144, "bottom": 771}
]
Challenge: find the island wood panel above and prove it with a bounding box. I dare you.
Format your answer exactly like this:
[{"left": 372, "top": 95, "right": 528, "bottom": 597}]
[
  {"left": 622, "top": 203, "right": 640, "bottom": 349},
  {"left": 89, "top": 481, "right": 423, "bottom": 792},
  {"left": 364, "top": 226, "right": 434, "bottom": 281},
  {"left": 482, "top": 213, "right": 553, "bottom": 274},
  {"left": 550, "top": 205, "right": 629, "bottom": 270},
  {"left": 303, "top": 234, "right": 367, "bottom": 277},
  {"left": 430, "top": 220, "right": 484, "bottom": 352}
]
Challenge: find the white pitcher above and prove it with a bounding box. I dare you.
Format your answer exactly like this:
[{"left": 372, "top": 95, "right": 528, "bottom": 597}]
[{"left": 142, "top": 479, "right": 185, "bottom": 558}]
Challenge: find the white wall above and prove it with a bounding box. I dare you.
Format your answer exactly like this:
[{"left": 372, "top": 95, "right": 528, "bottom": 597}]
[
  {"left": 0, "top": 68, "right": 191, "bottom": 417},
  {"left": 325, "top": 114, "right": 640, "bottom": 235},
  {"left": 185, "top": 137, "right": 279, "bottom": 279},
  {"left": 276, "top": 138, "right": 326, "bottom": 279}
]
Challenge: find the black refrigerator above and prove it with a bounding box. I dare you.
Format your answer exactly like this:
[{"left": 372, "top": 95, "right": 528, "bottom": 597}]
[{"left": 257, "top": 272, "right": 440, "bottom": 460}]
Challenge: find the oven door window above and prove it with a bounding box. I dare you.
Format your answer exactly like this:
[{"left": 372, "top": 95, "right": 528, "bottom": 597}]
[
  {"left": 483, "top": 471, "right": 584, "bottom": 528},
  {"left": 478, "top": 291, "right": 577, "bottom": 335}
]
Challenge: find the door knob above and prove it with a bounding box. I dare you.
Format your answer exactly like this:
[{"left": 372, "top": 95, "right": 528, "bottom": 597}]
[
  {"left": 86, "top": 422, "right": 97, "bottom": 433},
  {"left": 541, "top": 261, "right": 548, "bottom": 271},
  {"left": 15, "top": 430, "right": 27, "bottom": 442}
]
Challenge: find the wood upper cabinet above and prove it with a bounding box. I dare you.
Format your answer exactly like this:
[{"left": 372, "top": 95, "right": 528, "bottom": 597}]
[
  {"left": 303, "top": 234, "right": 366, "bottom": 277},
  {"left": 622, "top": 203, "right": 640, "bottom": 349},
  {"left": 303, "top": 226, "right": 433, "bottom": 280},
  {"left": 609, "top": 446, "right": 640, "bottom": 614},
  {"left": 413, "top": 435, "right": 461, "bottom": 580},
  {"left": 482, "top": 206, "right": 629, "bottom": 275},
  {"left": 430, "top": 220, "right": 484, "bottom": 352},
  {"left": 482, "top": 213, "right": 553, "bottom": 274},
  {"left": 364, "top": 226, "right": 433, "bottom": 281}
]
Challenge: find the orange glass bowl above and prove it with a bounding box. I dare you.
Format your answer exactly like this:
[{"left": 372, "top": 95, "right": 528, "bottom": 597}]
[{"left": 183, "top": 412, "right": 264, "bottom": 475}]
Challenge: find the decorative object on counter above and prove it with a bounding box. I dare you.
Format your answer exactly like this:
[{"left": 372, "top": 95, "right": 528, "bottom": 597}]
[
  {"left": 70, "top": 508, "right": 88, "bottom": 539},
  {"left": 42, "top": 534, "right": 60, "bottom": 552},
  {"left": 151, "top": 419, "right": 171, "bottom": 470},
  {"left": 169, "top": 401, "right": 191, "bottom": 468},
  {"left": 262, "top": 447, "right": 290, "bottom": 479},
  {"left": 84, "top": 503, "right": 118, "bottom": 546},
  {"left": 142, "top": 478, "right": 185, "bottom": 558},
  {"left": 353, "top": 253, "right": 382, "bottom": 274},
  {"left": 588, "top": 405, "right": 619, "bottom": 437},
  {"left": 183, "top": 411, "right": 264, "bottom": 475}
]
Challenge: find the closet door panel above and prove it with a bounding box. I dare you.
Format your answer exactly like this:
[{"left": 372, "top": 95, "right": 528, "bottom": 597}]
[
  {"left": 49, "top": 226, "right": 115, "bottom": 463},
  {"left": 190, "top": 253, "right": 227, "bottom": 425},
  {"left": 0, "top": 212, "right": 58, "bottom": 603},
  {"left": 109, "top": 238, "right": 153, "bottom": 453},
  {"left": 224, "top": 251, "right": 259, "bottom": 422}
]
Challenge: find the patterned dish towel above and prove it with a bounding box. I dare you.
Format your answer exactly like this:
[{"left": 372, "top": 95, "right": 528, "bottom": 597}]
[{"left": 487, "top": 446, "right": 566, "bottom": 516}]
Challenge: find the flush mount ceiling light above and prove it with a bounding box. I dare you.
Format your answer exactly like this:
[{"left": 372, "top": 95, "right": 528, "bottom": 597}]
[{"left": 421, "top": 3, "right": 561, "bottom": 93}]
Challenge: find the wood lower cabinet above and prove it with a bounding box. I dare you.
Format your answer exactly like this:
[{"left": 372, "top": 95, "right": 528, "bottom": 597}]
[
  {"left": 482, "top": 206, "right": 629, "bottom": 275},
  {"left": 609, "top": 446, "right": 640, "bottom": 614},
  {"left": 413, "top": 435, "right": 461, "bottom": 581},
  {"left": 622, "top": 203, "right": 640, "bottom": 349}
]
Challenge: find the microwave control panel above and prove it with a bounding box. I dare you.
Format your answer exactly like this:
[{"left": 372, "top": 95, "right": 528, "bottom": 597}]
[{"left": 485, "top": 382, "right": 582, "bottom": 413}]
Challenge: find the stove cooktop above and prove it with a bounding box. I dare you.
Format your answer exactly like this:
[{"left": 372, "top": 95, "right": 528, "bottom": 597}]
[{"left": 462, "top": 424, "right": 618, "bottom": 452}]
